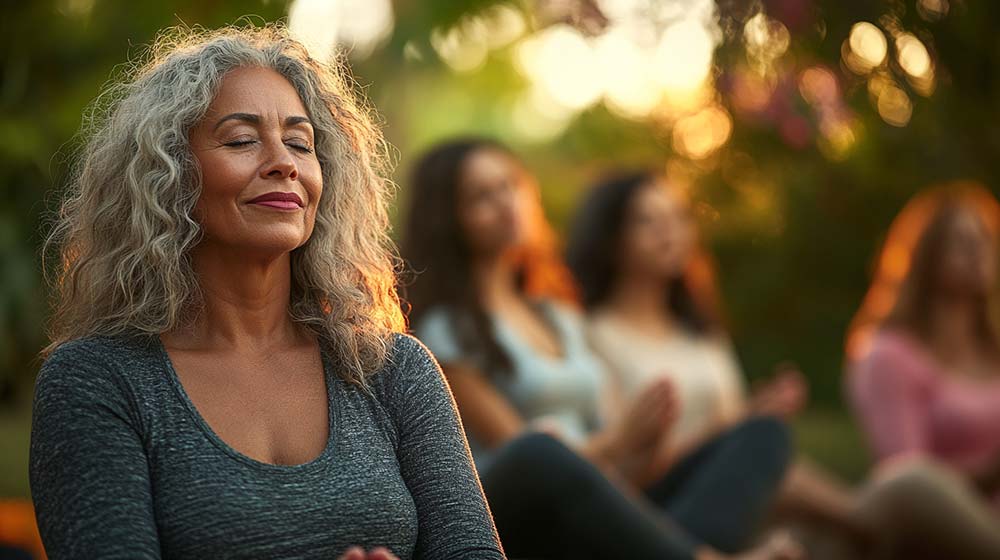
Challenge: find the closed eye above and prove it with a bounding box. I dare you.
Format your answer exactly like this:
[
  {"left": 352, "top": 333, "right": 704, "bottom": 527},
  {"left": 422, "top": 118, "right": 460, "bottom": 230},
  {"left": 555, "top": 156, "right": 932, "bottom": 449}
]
[
  {"left": 284, "top": 136, "right": 314, "bottom": 153},
  {"left": 286, "top": 141, "right": 313, "bottom": 154},
  {"left": 222, "top": 138, "right": 312, "bottom": 154},
  {"left": 224, "top": 139, "right": 257, "bottom": 148}
]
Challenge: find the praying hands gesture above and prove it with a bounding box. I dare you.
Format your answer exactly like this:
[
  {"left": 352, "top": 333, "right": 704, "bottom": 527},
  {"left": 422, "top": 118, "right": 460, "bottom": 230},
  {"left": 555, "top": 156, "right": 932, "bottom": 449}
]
[
  {"left": 584, "top": 377, "right": 680, "bottom": 482},
  {"left": 615, "top": 377, "right": 680, "bottom": 455},
  {"left": 749, "top": 363, "right": 808, "bottom": 419}
]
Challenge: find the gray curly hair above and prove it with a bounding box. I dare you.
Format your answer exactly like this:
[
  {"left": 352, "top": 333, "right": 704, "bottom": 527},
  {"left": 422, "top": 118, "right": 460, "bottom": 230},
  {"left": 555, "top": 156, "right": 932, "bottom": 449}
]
[{"left": 44, "top": 24, "right": 404, "bottom": 383}]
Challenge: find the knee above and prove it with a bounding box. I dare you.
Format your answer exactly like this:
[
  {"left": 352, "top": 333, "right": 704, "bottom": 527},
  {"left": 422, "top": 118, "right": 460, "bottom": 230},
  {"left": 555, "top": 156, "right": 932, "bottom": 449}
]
[
  {"left": 488, "top": 432, "right": 595, "bottom": 494},
  {"left": 859, "top": 455, "right": 965, "bottom": 521},
  {"left": 731, "top": 415, "right": 794, "bottom": 470},
  {"left": 518, "top": 432, "right": 598, "bottom": 488},
  {"left": 498, "top": 432, "right": 576, "bottom": 471},
  {"left": 871, "top": 455, "right": 962, "bottom": 499}
]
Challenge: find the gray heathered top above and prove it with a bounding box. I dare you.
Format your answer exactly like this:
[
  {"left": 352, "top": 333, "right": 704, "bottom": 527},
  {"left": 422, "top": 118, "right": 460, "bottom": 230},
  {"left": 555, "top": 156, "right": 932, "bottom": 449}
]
[{"left": 29, "top": 331, "right": 505, "bottom": 560}]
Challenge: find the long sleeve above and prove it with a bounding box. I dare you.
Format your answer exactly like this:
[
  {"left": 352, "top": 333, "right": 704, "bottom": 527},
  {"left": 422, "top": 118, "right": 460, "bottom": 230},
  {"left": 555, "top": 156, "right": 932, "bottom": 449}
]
[
  {"left": 29, "top": 338, "right": 161, "bottom": 559},
  {"left": 377, "top": 334, "right": 505, "bottom": 560},
  {"left": 848, "top": 335, "right": 934, "bottom": 462}
]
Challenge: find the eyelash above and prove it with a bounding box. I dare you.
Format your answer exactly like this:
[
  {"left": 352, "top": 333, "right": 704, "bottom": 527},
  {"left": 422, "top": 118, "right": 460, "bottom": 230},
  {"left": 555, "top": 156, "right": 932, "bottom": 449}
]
[{"left": 223, "top": 139, "right": 313, "bottom": 154}]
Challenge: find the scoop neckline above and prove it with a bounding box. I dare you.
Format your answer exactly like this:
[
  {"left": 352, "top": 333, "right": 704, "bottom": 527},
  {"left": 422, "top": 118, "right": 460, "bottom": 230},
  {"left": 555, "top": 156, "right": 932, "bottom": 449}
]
[{"left": 153, "top": 336, "right": 338, "bottom": 474}]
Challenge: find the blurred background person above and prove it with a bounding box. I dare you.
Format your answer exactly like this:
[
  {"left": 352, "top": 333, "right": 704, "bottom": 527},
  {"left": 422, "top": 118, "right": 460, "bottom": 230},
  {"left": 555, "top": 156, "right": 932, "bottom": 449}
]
[
  {"left": 845, "top": 183, "right": 1000, "bottom": 559},
  {"left": 565, "top": 171, "right": 807, "bottom": 474},
  {"left": 565, "top": 170, "right": 870, "bottom": 555},
  {"left": 400, "top": 137, "right": 801, "bottom": 560}
]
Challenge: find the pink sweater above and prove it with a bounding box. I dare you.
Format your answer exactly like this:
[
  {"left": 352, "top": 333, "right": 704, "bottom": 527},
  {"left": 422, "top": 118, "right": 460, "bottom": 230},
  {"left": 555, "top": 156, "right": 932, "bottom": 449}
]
[{"left": 848, "top": 329, "right": 1000, "bottom": 481}]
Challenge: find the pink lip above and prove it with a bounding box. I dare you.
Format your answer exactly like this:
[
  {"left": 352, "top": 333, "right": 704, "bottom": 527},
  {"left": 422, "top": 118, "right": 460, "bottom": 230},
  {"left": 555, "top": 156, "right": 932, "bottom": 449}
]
[{"left": 247, "top": 191, "right": 304, "bottom": 209}]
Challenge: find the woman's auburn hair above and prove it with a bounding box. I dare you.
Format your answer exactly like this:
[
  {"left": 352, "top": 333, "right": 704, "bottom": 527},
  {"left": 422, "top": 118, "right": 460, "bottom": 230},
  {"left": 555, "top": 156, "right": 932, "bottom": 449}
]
[
  {"left": 44, "top": 24, "right": 405, "bottom": 384},
  {"left": 846, "top": 181, "right": 1000, "bottom": 362}
]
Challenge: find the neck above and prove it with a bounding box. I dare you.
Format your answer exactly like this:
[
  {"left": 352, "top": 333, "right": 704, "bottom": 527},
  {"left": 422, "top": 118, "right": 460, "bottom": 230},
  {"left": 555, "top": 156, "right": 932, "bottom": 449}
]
[
  {"left": 169, "top": 242, "right": 302, "bottom": 351},
  {"left": 472, "top": 250, "right": 521, "bottom": 311},
  {"left": 605, "top": 271, "right": 674, "bottom": 330}
]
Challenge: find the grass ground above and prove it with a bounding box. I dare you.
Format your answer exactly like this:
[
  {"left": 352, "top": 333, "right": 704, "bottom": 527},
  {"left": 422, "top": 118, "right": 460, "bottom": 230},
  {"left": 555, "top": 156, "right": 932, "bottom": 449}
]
[
  {"left": 792, "top": 407, "right": 872, "bottom": 483},
  {"left": 0, "top": 398, "right": 33, "bottom": 499}
]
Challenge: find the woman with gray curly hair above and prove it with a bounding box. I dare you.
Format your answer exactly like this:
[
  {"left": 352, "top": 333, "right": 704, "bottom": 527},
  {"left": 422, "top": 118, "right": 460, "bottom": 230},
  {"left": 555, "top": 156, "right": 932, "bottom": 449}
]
[{"left": 29, "top": 25, "right": 504, "bottom": 560}]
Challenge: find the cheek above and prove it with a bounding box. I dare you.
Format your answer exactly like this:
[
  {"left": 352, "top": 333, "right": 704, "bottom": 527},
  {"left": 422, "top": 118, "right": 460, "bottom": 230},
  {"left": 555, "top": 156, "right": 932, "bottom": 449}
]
[
  {"left": 622, "top": 229, "right": 653, "bottom": 261},
  {"left": 302, "top": 161, "right": 324, "bottom": 203},
  {"left": 194, "top": 162, "right": 247, "bottom": 230},
  {"left": 455, "top": 205, "right": 481, "bottom": 243},
  {"left": 675, "top": 226, "right": 696, "bottom": 259},
  {"left": 303, "top": 175, "right": 323, "bottom": 229},
  {"left": 466, "top": 204, "right": 501, "bottom": 232},
  {"left": 195, "top": 151, "right": 253, "bottom": 203},
  {"left": 459, "top": 205, "right": 511, "bottom": 252}
]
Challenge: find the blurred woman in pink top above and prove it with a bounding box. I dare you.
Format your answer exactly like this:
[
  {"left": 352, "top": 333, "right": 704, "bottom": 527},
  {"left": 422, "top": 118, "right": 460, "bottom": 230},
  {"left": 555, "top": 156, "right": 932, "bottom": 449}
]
[{"left": 847, "top": 182, "right": 1000, "bottom": 558}]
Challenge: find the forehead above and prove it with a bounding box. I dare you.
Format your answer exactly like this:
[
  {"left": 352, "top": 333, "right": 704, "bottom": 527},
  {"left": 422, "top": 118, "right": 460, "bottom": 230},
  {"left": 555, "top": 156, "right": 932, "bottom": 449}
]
[
  {"left": 461, "top": 148, "right": 518, "bottom": 187},
  {"left": 632, "top": 179, "right": 684, "bottom": 211},
  {"left": 948, "top": 208, "right": 992, "bottom": 239},
  {"left": 206, "top": 66, "right": 309, "bottom": 117}
]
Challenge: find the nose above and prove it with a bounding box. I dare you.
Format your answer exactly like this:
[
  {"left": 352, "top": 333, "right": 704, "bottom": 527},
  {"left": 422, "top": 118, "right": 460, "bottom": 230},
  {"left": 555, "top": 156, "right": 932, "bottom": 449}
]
[{"left": 259, "top": 142, "right": 299, "bottom": 181}]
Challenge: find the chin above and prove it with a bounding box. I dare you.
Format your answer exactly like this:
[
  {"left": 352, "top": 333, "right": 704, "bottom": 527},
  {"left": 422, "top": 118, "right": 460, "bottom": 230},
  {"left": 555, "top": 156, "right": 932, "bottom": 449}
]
[
  {"left": 650, "top": 258, "right": 682, "bottom": 277},
  {"left": 243, "top": 229, "right": 311, "bottom": 256}
]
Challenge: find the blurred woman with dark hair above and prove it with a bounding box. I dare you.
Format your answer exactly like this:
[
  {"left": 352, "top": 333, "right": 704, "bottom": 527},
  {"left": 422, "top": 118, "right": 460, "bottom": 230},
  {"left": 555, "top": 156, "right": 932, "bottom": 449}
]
[
  {"left": 400, "top": 137, "right": 801, "bottom": 560},
  {"left": 565, "top": 171, "right": 805, "bottom": 458},
  {"left": 845, "top": 183, "right": 1000, "bottom": 558},
  {"left": 564, "top": 171, "right": 869, "bottom": 549}
]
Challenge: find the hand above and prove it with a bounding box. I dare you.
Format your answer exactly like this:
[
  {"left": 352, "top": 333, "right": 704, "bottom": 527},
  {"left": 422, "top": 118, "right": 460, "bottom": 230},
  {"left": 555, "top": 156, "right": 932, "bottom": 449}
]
[
  {"left": 750, "top": 363, "right": 808, "bottom": 419},
  {"left": 616, "top": 377, "right": 680, "bottom": 455},
  {"left": 338, "top": 546, "right": 399, "bottom": 560},
  {"left": 696, "top": 529, "right": 804, "bottom": 560}
]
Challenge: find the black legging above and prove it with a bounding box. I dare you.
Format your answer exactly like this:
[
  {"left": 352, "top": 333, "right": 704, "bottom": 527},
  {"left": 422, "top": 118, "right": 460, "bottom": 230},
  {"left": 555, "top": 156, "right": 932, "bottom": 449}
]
[{"left": 479, "top": 416, "right": 792, "bottom": 560}]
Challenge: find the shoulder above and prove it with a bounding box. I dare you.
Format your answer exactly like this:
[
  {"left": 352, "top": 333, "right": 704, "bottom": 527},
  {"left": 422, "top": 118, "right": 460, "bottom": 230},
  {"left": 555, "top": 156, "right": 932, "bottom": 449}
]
[
  {"left": 38, "top": 333, "right": 152, "bottom": 389},
  {"left": 33, "top": 334, "right": 153, "bottom": 430},
  {"left": 851, "top": 328, "right": 936, "bottom": 388},
  {"left": 581, "top": 310, "right": 626, "bottom": 362},
  {"left": 368, "top": 333, "right": 446, "bottom": 397},
  {"left": 388, "top": 331, "right": 438, "bottom": 370},
  {"left": 858, "top": 329, "right": 927, "bottom": 371},
  {"left": 867, "top": 328, "right": 921, "bottom": 357},
  {"left": 696, "top": 330, "right": 738, "bottom": 358}
]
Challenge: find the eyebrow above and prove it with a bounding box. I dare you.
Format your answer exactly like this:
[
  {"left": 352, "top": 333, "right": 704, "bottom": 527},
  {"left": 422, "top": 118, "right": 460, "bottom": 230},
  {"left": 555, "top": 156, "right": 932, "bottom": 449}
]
[{"left": 212, "top": 112, "right": 313, "bottom": 131}]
